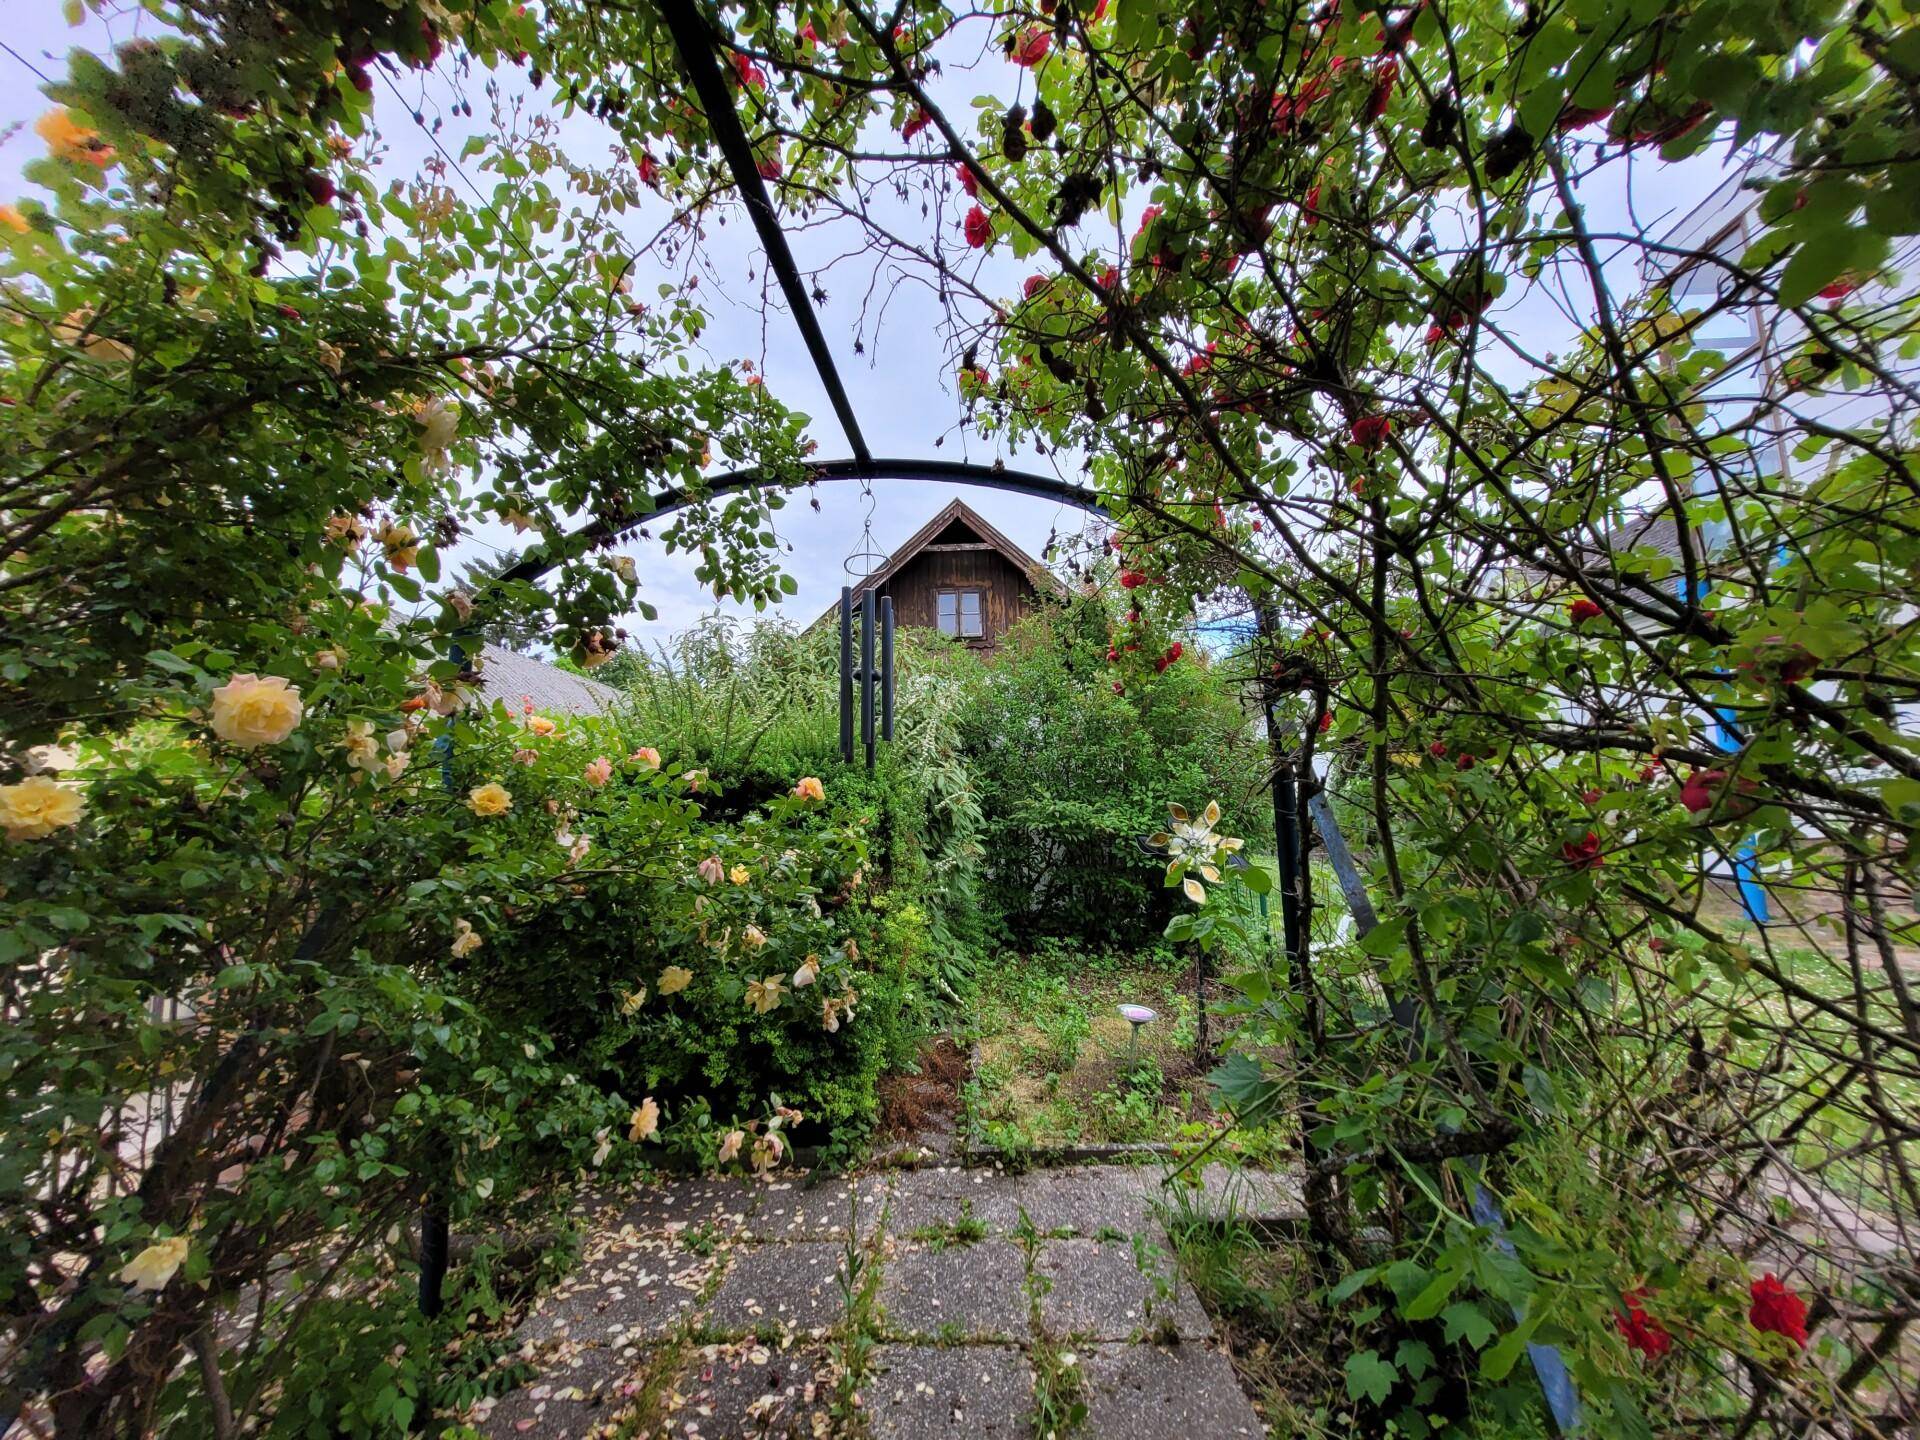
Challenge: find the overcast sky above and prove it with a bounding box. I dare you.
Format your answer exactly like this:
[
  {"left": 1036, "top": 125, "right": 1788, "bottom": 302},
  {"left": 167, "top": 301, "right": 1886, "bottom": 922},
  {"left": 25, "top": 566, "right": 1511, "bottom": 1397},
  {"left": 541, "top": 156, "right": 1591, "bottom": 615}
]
[{"left": 3, "top": 3, "right": 1740, "bottom": 653}]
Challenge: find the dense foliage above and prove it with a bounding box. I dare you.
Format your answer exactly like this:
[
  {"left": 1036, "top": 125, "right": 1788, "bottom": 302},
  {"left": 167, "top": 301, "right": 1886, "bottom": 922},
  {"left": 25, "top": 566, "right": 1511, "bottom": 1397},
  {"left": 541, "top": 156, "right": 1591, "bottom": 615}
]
[{"left": 4, "top": 0, "right": 1918, "bottom": 1433}]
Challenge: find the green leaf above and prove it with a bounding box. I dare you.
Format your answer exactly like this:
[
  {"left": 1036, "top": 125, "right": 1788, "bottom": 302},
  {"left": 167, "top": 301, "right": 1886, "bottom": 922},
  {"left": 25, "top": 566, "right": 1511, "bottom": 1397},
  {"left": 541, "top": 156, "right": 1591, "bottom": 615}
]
[
  {"left": 1442, "top": 1301, "right": 1498, "bottom": 1349},
  {"left": 1479, "top": 1316, "right": 1540, "bottom": 1380},
  {"left": 1402, "top": 1265, "right": 1463, "bottom": 1320},
  {"left": 1344, "top": 1349, "right": 1398, "bottom": 1405},
  {"left": 1777, "top": 226, "right": 1887, "bottom": 308}
]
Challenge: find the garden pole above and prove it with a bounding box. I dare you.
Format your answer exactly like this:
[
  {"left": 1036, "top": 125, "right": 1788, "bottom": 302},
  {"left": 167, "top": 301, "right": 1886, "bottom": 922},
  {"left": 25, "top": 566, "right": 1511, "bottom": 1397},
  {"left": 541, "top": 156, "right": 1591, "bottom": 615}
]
[{"left": 1303, "top": 785, "right": 1584, "bottom": 1435}]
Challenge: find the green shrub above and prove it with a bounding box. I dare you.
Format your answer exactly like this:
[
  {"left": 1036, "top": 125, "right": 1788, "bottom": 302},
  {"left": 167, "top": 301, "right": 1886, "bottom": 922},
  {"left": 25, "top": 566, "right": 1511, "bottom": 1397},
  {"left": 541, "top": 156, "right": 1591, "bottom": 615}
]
[{"left": 956, "top": 596, "right": 1270, "bottom": 947}]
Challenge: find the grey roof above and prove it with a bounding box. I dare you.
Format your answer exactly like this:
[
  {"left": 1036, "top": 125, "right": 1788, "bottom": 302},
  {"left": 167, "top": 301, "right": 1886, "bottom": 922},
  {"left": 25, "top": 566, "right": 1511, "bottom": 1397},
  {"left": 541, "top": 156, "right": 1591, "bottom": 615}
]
[{"left": 475, "top": 644, "right": 620, "bottom": 716}]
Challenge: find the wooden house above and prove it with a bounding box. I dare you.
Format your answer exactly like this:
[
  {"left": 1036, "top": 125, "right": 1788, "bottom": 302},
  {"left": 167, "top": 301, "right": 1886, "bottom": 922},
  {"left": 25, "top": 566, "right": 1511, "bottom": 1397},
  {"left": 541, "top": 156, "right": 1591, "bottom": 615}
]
[{"left": 812, "top": 499, "right": 1067, "bottom": 653}]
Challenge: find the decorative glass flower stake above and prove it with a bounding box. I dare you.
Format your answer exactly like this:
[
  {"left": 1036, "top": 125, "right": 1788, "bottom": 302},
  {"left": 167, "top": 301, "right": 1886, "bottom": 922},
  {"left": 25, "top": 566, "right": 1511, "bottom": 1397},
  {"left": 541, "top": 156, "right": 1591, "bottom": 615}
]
[{"left": 1118, "top": 1003, "right": 1158, "bottom": 1061}]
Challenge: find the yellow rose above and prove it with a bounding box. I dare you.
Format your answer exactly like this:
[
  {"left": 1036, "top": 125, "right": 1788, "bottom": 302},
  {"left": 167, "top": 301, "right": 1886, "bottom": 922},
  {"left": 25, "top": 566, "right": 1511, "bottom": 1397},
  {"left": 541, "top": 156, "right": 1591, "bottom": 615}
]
[
  {"left": 0, "top": 775, "right": 86, "bottom": 840},
  {"left": 209, "top": 673, "right": 304, "bottom": 748},
  {"left": 526, "top": 714, "right": 557, "bottom": 737},
  {"left": 467, "top": 782, "right": 512, "bottom": 818},
  {"left": 658, "top": 965, "right": 693, "bottom": 995},
  {"left": 745, "top": 974, "right": 786, "bottom": 1015},
  {"left": 620, "top": 985, "right": 647, "bottom": 1014},
  {"left": 341, "top": 720, "right": 382, "bottom": 774},
  {"left": 729, "top": 864, "right": 751, "bottom": 886},
  {"left": 54, "top": 308, "right": 133, "bottom": 365},
  {"left": 36, "top": 109, "right": 116, "bottom": 167},
  {"left": 791, "top": 776, "right": 825, "bottom": 803},
  {"left": 450, "top": 918, "right": 482, "bottom": 958},
  {"left": 0, "top": 205, "right": 28, "bottom": 235},
  {"left": 628, "top": 1097, "right": 660, "bottom": 1142},
  {"left": 118, "top": 1236, "right": 189, "bottom": 1292}
]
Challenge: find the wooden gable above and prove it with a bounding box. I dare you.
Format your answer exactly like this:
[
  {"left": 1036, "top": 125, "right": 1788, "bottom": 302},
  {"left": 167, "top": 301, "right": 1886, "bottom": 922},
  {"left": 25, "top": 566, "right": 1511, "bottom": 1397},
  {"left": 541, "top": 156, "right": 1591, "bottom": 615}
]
[{"left": 812, "top": 499, "right": 1066, "bottom": 652}]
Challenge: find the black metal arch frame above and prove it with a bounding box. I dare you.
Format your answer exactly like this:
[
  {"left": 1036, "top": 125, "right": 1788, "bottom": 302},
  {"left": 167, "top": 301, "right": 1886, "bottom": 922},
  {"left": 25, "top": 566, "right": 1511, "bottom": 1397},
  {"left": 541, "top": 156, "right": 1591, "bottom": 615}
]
[{"left": 493, "top": 458, "right": 1112, "bottom": 589}]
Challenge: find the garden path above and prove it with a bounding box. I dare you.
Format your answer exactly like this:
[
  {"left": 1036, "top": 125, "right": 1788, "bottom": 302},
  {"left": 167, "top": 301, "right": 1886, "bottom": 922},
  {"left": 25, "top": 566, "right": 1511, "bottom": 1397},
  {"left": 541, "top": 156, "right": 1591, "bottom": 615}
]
[{"left": 467, "top": 1161, "right": 1302, "bottom": 1439}]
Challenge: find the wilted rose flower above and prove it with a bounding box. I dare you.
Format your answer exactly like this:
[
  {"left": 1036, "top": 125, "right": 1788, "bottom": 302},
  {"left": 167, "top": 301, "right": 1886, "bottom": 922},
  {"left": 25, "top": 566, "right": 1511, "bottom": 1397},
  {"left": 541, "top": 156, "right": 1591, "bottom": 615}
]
[
  {"left": 118, "top": 1236, "right": 189, "bottom": 1292},
  {"left": 628, "top": 1097, "right": 660, "bottom": 1142}
]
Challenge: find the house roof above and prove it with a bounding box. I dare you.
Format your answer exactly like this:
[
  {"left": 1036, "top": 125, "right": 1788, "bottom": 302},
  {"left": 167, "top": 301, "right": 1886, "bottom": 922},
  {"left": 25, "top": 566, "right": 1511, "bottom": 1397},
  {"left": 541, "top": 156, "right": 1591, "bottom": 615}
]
[
  {"left": 475, "top": 644, "right": 621, "bottom": 716},
  {"left": 809, "top": 498, "right": 1069, "bottom": 628}
]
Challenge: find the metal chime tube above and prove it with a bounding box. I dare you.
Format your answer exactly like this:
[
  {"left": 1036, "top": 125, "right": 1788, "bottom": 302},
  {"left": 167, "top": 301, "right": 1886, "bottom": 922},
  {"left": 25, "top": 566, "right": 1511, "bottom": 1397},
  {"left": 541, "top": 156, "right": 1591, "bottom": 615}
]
[
  {"left": 880, "top": 596, "right": 895, "bottom": 743},
  {"left": 838, "top": 585, "right": 855, "bottom": 764},
  {"left": 860, "top": 588, "right": 877, "bottom": 769}
]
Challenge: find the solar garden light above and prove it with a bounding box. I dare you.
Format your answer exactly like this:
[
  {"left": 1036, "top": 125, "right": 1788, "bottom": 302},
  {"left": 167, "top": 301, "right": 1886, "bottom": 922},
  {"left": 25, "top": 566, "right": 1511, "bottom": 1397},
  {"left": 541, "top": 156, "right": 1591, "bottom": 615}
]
[{"left": 1117, "top": 1003, "right": 1158, "bottom": 1061}]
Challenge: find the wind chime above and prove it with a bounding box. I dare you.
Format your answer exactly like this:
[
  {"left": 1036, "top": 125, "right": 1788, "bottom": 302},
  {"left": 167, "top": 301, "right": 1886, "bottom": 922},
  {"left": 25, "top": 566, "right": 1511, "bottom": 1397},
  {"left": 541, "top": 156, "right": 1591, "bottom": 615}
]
[
  {"left": 837, "top": 586, "right": 895, "bottom": 767},
  {"left": 838, "top": 476, "right": 895, "bottom": 768}
]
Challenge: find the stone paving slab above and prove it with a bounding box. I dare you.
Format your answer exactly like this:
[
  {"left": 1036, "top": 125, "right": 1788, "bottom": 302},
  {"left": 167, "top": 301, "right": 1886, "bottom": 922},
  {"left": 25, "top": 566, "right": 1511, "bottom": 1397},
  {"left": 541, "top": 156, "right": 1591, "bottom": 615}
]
[
  {"left": 741, "top": 1174, "right": 892, "bottom": 1242},
  {"left": 875, "top": 1240, "right": 1030, "bottom": 1341},
  {"left": 1001, "top": 1166, "right": 1161, "bottom": 1239},
  {"left": 516, "top": 1231, "right": 715, "bottom": 1349},
  {"left": 475, "top": 1340, "right": 644, "bottom": 1438},
  {"left": 703, "top": 1241, "right": 848, "bottom": 1337},
  {"left": 884, "top": 1166, "right": 1027, "bottom": 1236},
  {"left": 1081, "top": 1342, "right": 1267, "bottom": 1439},
  {"left": 1033, "top": 1239, "right": 1210, "bottom": 1342},
  {"left": 864, "top": 1344, "right": 1033, "bottom": 1439},
  {"left": 613, "top": 1176, "right": 763, "bottom": 1236},
  {"left": 667, "top": 1341, "right": 832, "bottom": 1438}
]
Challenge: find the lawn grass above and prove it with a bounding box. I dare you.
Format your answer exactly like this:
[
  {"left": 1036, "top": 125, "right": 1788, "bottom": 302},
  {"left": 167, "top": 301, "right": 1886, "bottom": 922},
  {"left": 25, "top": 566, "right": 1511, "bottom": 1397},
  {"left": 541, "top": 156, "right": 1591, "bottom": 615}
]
[{"left": 958, "top": 939, "right": 1292, "bottom": 1159}]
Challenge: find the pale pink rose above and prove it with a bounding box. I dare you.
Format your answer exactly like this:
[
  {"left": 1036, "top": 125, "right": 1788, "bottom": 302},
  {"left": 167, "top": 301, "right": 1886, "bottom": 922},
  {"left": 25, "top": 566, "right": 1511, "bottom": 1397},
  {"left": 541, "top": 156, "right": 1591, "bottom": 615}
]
[
  {"left": 697, "top": 855, "right": 725, "bottom": 886},
  {"left": 584, "top": 756, "right": 613, "bottom": 787}
]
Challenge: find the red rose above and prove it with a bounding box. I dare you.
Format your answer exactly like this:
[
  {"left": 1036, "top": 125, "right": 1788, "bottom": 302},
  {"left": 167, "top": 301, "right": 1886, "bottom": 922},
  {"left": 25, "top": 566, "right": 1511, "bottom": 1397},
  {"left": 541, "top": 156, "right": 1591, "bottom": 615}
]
[
  {"left": 1819, "top": 276, "right": 1857, "bottom": 301},
  {"left": 953, "top": 163, "right": 979, "bottom": 199},
  {"left": 1561, "top": 831, "right": 1603, "bottom": 869},
  {"left": 1582, "top": 788, "right": 1603, "bottom": 805},
  {"left": 1112, "top": 680, "right": 1124, "bottom": 694},
  {"left": 1615, "top": 1287, "right": 1672, "bottom": 1360},
  {"left": 757, "top": 155, "right": 783, "bottom": 181},
  {"left": 1568, "top": 597, "right": 1603, "bottom": 626},
  {"left": 732, "top": 53, "right": 767, "bottom": 89},
  {"left": 1304, "top": 182, "right": 1323, "bottom": 227},
  {"left": 1679, "top": 770, "right": 1725, "bottom": 813},
  {"left": 1428, "top": 741, "right": 1447, "bottom": 757},
  {"left": 1106, "top": 646, "right": 1119, "bottom": 663},
  {"left": 1456, "top": 752, "right": 1475, "bottom": 771},
  {"left": 902, "top": 108, "right": 932, "bottom": 141},
  {"left": 1318, "top": 710, "right": 1334, "bottom": 734},
  {"left": 1365, "top": 58, "right": 1398, "bottom": 121},
  {"left": 797, "top": 22, "right": 818, "bottom": 46},
  {"left": 1555, "top": 102, "right": 1616, "bottom": 133},
  {"left": 964, "top": 205, "right": 992, "bottom": 248},
  {"left": 638, "top": 151, "right": 660, "bottom": 188},
  {"left": 1749, "top": 1274, "right": 1808, "bottom": 1348},
  {"left": 1351, "top": 414, "right": 1392, "bottom": 450},
  {"left": 1023, "top": 273, "right": 1050, "bottom": 299},
  {"left": 1119, "top": 569, "right": 1146, "bottom": 589},
  {"left": 1013, "top": 25, "right": 1052, "bottom": 66},
  {"left": 1167, "top": 641, "right": 1183, "bottom": 662}
]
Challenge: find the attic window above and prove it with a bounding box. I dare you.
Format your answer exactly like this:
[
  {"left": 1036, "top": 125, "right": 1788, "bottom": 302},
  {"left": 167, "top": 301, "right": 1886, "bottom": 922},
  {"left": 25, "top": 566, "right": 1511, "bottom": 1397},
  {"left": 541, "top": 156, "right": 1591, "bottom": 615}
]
[{"left": 937, "top": 589, "right": 984, "bottom": 638}]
